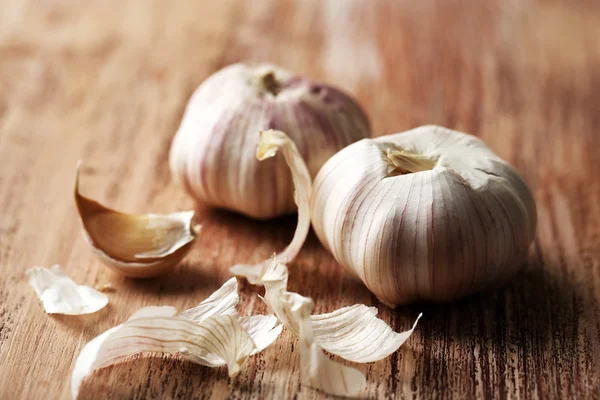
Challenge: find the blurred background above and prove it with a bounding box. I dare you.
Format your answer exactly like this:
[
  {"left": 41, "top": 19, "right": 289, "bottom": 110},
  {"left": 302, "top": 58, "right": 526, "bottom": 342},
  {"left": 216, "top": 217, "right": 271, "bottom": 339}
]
[
  {"left": 1, "top": 0, "right": 597, "bottom": 173},
  {"left": 1, "top": 0, "right": 599, "bottom": 399}
]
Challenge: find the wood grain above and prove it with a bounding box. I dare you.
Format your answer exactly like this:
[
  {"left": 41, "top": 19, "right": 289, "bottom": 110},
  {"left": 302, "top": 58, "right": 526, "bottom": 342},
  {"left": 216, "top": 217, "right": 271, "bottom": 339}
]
[{"left": 1, "top": 0, "right": 599, "bottom": 398}]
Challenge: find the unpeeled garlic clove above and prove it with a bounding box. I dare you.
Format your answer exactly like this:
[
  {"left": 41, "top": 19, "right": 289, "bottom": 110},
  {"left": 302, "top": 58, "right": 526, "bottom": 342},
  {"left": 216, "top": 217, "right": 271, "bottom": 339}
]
[
  {"left": 74, "top": 164, "right": 200, "bottom": 278},
  {"left": 169, "top": 62, "right": 370, "bottom": 219}
]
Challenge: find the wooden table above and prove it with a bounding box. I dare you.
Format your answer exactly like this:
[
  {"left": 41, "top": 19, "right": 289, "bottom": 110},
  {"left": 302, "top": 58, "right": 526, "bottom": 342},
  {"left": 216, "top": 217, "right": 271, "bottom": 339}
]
[{"left": 1, "top": 0, "right": 599, "bottom": 398}]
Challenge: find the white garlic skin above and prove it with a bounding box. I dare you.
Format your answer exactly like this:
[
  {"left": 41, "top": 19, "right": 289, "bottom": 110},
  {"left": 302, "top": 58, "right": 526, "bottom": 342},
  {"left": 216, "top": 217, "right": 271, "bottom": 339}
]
[
  {"left": 311, "top": 125, "right": 537, "bottom": 306},
  {"left": 169, "top": 63, "right": 370, "bottom": 219}
]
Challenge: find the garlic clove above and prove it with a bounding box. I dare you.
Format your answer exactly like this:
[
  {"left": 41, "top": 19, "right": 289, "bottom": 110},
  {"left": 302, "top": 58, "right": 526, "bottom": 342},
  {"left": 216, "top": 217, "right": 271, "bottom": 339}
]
[
  {"left": 75, "top": 163, "right": 200, "bottom": 278},
  {"left": 230, "top": 130, "right": 312, "bottom": 284},
  {"left": 169, "top": 63, "right": 370, "bottom": 219}
]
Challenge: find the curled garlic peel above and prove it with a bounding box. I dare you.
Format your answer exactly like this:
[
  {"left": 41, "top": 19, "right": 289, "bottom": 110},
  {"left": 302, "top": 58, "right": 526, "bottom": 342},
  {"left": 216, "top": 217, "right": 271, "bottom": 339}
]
[
  {"left": 288, "top": 294, "right": 367, "bottom": 397},
  {"left": 71, "top": 278, "right": 282, "bottom": 399},
  {"left": 169, "top": 63, "right": 370, "bottom": 219},
  {"left": 230, "top": 130, "right": 312, "bottom": 283},
  {"left": 312, "top": 125, "right": 537, "bottom": 306},
  {"left": 75, "top": 164, "right": 200, "bottom": 278},
  {"left": 258, "top": 261, "right": 420, "bottom": 397}
]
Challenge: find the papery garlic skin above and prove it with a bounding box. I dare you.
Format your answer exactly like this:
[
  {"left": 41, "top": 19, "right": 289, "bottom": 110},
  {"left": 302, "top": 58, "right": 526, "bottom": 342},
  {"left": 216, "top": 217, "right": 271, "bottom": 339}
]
[
  {"left": 258, "top": 261, "right": 421, "bottom": 397},
  {"left": 27, "top": 265, "right": 108, "bottom": 315},
  {"left": 75, "top": 164, "right": 200, "bottom": 278},
  {"left": 230, "top": 130, "right": 312, "bottom": 284},
  {"left": 71, "top": 278, "right": 282, "bottom": 399},
  {"left": 169, "top": 63, "right": 370, "bottom": 219},
  {"left": 311, "top": 125, "right": 537, "bottom": 306}
]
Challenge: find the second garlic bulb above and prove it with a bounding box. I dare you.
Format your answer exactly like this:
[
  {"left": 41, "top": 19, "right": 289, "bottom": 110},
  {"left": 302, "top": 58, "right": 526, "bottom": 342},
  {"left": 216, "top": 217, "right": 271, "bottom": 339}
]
[
  {"left": 169, "top": 63, "right": 370, "bottom": 219},
  {"left": 311, "top": 126, "right": 537, "bottom": 306}
]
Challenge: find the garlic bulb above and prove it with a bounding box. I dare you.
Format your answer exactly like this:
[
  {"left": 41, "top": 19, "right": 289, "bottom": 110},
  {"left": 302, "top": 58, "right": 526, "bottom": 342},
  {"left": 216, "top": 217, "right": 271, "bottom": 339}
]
[
  {"left": 169, "top": 63, "right": 370, "bottom": 219},
  {"left": 234, "top": 127, "right": 537, "bottom": 307},
  {"left": 312, "top": 125, "right": 537, "bottom": 306},
  {"left": 75, "top": 164, "right": 200, "bottom": 278}
]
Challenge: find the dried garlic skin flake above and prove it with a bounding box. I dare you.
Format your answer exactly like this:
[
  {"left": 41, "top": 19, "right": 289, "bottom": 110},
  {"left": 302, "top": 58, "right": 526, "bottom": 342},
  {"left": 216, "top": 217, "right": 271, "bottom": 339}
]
[
  {"left": 71, "top": 278, "right": 282, "bottom": 399},
  {"left": 289, "top": 294, "right": 367, "bottom": 397},
  {"left": 261, "top": 262, "right": 420, "bottom": 362},
  {"left": 260, "top": 262, "right": 421, "bottom": 397},
  {"left": 75, "top": 163, "right": 200, "bottom": 278},
  {"left": 26, "top": 265, "right": 108, "bottom": 315},
  {"left": 311, "top": 304, "right": 422, "bottom": 363},
  {"left": 231, "top": 130, "right": 312, "bottom": 284}
]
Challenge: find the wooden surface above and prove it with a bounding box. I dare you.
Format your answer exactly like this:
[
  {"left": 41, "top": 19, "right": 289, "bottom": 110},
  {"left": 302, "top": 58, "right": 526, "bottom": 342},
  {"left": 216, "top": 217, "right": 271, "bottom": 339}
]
[{"left": 1, "top": 0, "right": 599, "bottom": 398}]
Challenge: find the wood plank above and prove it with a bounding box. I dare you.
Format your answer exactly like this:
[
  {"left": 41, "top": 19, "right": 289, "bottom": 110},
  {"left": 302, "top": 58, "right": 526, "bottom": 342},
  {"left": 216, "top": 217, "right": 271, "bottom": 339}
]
[{"left": 1, "top": 0, "right": 599, "bottom": 398}]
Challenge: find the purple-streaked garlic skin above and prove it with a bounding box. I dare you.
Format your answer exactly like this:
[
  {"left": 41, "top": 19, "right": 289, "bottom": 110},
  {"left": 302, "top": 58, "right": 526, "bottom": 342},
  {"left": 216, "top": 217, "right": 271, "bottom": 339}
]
[
  {"left": 169, "top": 63, "right": 370, "bottom": 219},
  {"left": 311, "top": 125, "right": 537, "bottom": 306}
]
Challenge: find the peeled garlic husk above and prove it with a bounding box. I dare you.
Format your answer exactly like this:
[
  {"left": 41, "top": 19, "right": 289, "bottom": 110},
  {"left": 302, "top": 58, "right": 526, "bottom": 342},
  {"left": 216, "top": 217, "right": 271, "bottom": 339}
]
[
  {"left": 230, "top": 130, "right": 312, "bottom": 283},
  {"left": 289, "top": 294, "right": 367, "bottom": 397},
  {"left": 312, "top": 125, "right": 537, "bottom": 306},
  {"left": 75, "top": 164, "right": 200, "bottom": 278},
  {"left": 71, "top": 278, "right": 282, "bottom": 399},
  {"left": 26, "top": 265, "right": 108, "bottom": 315},
  {"left": 169, "top": 62, "right": 370, "bottom": 219},
  {"left": 260, "top": 261, "right": 421, "bottom": 397}
]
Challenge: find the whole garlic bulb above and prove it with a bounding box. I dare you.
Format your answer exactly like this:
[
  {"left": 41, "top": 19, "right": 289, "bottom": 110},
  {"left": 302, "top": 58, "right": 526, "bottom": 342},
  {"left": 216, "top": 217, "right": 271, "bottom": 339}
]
[
  {"left": 311, "top": 125, "right": 537, "bottom": 306},
  {"left": 169, "top": 63, "right": 370, "bottom": 219}
]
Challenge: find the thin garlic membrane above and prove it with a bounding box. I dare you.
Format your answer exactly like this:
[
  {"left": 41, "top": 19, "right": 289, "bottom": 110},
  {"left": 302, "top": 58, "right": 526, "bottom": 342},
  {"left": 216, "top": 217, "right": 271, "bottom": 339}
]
[
  {"left": 289, "top": 294, "right": 367, "bottom": 397},
  {"left": 260, "top": 261, "right": 421, "bottom": 397},
  {"left": 75, "top": 164, "right": 200, "bottom": 278},
  {"left": 71, "top": 278, "right": 282, "bottom": 399},
  {"left": 169, "top": 63, "right": 370, "bottom": 219},
  {"left": 26, "top": 265, "right": 108, "bottom": 315},
  {"left": 230, "top": 130, "right": 312, "bottom": 283}
]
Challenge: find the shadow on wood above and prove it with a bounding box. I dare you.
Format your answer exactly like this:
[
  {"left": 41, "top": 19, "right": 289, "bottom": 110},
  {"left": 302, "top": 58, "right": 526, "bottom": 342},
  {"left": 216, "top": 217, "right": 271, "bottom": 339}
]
[{"left": 118, "top": 261, "right": 221, "bottom": 296}]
